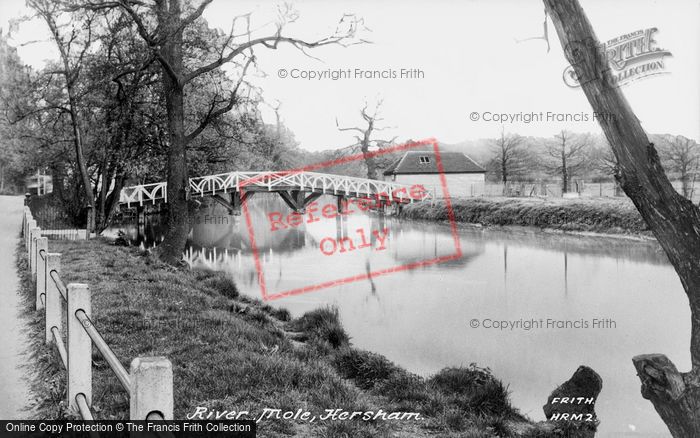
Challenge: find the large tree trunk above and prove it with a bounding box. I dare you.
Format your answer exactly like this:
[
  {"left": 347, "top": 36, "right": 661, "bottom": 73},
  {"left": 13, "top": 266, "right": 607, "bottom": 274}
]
[
  {"left": 50, "top": 163, "right": 65, "bottom": 203},
  {"left": 156, "top": 0, "right": 190, "bottom": 264},
  {"left": 544, "top": 1, "right": 700, "bottom": 436},
  {"left": 96, "top": 161, "right": 108, "bottom": 228},
  {"left": 67, "top": 86, "right": 95, "bottom": 232},
  {"left": 40, "top": 5, "right": 95, "bottom": 232},
  {"left": 102, "top": 174, "right": 125, "bottom": 229},
  {"left": 362, "top": 140, "right": 377, "bottom": 180}
]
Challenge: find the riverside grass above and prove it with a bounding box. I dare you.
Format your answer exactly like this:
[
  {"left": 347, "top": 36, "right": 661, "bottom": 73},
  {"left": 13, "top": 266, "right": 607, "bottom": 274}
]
[
  {"left": 15, "top": 238, "right": 573, "bottom": 437},
  {"left": 402, "top": 197, "right": 649, "bottom": 236}
]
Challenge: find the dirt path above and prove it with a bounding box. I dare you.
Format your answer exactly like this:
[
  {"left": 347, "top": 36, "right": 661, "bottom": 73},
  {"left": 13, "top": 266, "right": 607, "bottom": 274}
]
[{"left": 0, "top": 195, "right": 36, "bottom": 419}]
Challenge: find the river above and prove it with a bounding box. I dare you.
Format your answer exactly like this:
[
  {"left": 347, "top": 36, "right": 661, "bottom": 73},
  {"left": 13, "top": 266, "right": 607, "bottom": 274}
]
[{"left": 117, "top": 194, "right": 684, "bottom": 437}]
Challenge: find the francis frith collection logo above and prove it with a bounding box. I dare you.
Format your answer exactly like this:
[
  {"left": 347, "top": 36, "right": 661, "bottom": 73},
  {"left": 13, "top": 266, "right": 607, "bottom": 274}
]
[{"left": 564, "top": 27, "right": 672, "bottom": 88}]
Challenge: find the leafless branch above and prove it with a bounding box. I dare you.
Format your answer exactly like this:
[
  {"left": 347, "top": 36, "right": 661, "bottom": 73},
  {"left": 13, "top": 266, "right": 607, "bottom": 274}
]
[
  {"left": 185, "top": 54, "right": 255, "bottom": 142},
  {"left": 185, "top": 13, "right": 367, "bottom": 83}
]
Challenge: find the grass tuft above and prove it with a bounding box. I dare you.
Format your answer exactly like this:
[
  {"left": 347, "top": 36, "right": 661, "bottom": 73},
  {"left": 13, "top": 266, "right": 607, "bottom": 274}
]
[
  {"left": 429, "top": 365, "right": 517, "bottom": 419},
  {"left": 288, "top": 307, "right": 350, "bottom": 349},
  {"left": 332, "top": 348, "right": 401, "bottom": 390},
  {"left": 201, "top": 273, "right": 239, "bottom": 299}
]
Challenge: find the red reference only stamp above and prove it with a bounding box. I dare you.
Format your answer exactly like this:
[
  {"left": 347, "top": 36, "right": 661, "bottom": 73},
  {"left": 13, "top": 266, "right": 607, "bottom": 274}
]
[{"left": 240, "top": 138, "right": 462, "bottom": 301}]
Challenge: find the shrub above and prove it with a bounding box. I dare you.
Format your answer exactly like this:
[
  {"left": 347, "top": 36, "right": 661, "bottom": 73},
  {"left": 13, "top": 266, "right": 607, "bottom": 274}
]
[
  {"left": 201, "top": 274, "right": 239, "bottom": 299},
  {"left": 429, "top": 365, "right": 516, "bottom": 419},
  {"left": 332, "top": 348, "right": 401, "bottom": 389},
  {"left": 289, "top": 307, "right": 350, "bottom": 349}
]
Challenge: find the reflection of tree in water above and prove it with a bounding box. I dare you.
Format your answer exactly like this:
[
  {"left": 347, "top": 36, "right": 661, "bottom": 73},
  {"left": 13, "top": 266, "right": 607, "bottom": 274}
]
[
  {"left": 190, "top": 225, "right": 310, "bottom": 255},
  {"left": 360, "top": 258, "right": 386, "bottom": 324},
  {"left": 365, "top": 259, "right": 377, "bottom": 295},
  {"left": 388, "top": 217, "right": 483, "bottom": 269},
  {"left": 460, "top": 227, "right": 668, "bottom": 265},
  {"left": 121, "top": 213, "right": 166, "bottom": 248},
  {"left": 120, "top": 196, "right": 668, "bottom": 307},
  {"left": 124, "top": 207, "right": 315, "bottom": 255}
]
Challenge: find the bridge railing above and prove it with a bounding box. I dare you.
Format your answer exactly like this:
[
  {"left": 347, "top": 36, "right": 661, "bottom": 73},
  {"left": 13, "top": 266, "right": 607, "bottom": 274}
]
[
  {"left": 188, "top": 171, "right": 431, "bottom": 203},
  {"left": 120, "top": 182, "right": 168, "bottom": 207},
  {"left": 122, "top": 171, "right": 433, "bottom": 206},
  {"left": 22, "top": 205, "right": 173, "bottom": 420}
]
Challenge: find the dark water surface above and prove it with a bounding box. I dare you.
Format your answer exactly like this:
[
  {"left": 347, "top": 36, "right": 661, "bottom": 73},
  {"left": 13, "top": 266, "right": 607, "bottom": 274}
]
[{"left": 113, "top": 195, "right": 682, "bottom": 437}]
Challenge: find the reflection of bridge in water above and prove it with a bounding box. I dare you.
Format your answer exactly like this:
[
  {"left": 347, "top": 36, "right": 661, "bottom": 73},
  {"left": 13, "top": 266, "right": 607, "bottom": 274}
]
[
  {"left": 183, "top": 214, "right": 480, "bottom": 271},
  {"left": 119, "top": 171, "right": 432, "bottom": 213}
]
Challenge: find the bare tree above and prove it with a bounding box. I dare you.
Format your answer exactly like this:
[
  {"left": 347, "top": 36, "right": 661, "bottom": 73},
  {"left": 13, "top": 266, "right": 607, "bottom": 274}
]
[
  {"left": 544, "top": 0, "right": 700, "bottom": 435},
  {"left": 336, "top": 100, "right": 395, "bottom": 180},
  {"left": 82, "top": 0, "right": 365, "bottom": 263},
  {"left": 591, "top": 139, "right": 624, "bottom": 196},
  {"left": 490, "top": 126, "right": 527, "bottom": 184},
  {"left": 544, "top": 130, "right": 589, "bottom": 193},
  {"left": 658, "top": 134, "right": 700, "bottom": 199}
]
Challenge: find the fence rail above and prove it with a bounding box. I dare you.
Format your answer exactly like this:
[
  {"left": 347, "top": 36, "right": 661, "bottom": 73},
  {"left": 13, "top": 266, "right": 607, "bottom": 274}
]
[{"left": 22, "top": 204, "right": 173, "bottom": 421}]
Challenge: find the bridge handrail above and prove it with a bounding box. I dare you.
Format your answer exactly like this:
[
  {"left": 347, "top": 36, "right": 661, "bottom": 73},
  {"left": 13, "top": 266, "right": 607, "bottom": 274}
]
[
  {"left": 188, "top": 170, "right": 420, "bottom": 189},
  {"left": 120, "top": 182, "right": 168, "bottom": 206},
  {"left": 122, "top": 170, "right": 433, "bottom": 207},
  {"left": 22, "top": 205, "right": 173, "bottom": 421}
]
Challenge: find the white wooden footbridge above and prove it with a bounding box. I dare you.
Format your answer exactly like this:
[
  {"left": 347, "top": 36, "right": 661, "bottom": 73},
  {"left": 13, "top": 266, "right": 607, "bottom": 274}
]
[{"left": 119, "top": 171, "right": 432, "bottom": 212}]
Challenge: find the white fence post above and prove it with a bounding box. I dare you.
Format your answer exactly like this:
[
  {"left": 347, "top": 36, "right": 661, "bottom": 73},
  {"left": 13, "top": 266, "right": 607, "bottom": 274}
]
[
  {"left": 35, "top": 237, "right": 48, "bottom": 310},
  {"left": 23, "top": 211, "right": 30, "bottom": 247},
  {"left": 130, "top": 357, "right": 173, "bottom": 420},
  {"left": 30, "top": 228, "right": 40, "bottom": 276},
  {"left": 45, "top": 253, "right": 62, "bottom": 344},
  {"left": 27, "top": 220, "right": 36, "bottom": 252},
  {"left": 67, "top": 283, "right": 92, "bottom": 411},
  {"left": 21, "top": 207, "right": 27, "bottom": 238},
  {"left": 26, "top": 220, "right": 36, "bottom": 256},
  {"left": 23, "top": 212, "right": 27, "bottom": 246}
]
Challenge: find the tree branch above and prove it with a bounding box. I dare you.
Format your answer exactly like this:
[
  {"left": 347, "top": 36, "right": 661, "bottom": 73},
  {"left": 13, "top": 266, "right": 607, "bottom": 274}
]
[
  {"left": 185, "top": 14, "right": 365, "bottom": 83},
  {"left": 185, "top": 55, "right": 254, "bottom": 142}
]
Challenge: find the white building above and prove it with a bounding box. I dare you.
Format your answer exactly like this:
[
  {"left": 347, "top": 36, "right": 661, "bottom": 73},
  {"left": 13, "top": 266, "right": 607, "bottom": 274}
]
[{"left": 382, "top": 151, "right": 486, "bottom": 198}]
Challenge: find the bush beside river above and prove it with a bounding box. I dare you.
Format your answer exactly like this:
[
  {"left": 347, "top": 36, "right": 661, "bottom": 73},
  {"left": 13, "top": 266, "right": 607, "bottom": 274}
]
[
  {"left": 16, "top": 238, "right": 580, "bottom": 437},
  {"left": 401, "top": 197, "right": 650, "bottom": 236}
]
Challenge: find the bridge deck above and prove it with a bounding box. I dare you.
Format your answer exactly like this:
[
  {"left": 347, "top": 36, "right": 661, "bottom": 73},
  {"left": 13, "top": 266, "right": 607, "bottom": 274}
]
[{"left": 119, "top": 171, "right": 432, "bottom": 208}]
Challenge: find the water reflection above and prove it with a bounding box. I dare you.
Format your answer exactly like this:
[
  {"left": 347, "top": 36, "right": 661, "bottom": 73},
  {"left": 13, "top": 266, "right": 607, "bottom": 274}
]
[{"left": 111, "top": 194, "right": 680, "bottom": 437}]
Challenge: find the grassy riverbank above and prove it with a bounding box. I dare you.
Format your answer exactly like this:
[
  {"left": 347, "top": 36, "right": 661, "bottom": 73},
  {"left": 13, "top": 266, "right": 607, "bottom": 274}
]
[
  {"left": 401, "top": 197, "right": 650, "bottom": 236},
  {"left": 15, "top": 238, "right": 575, "bottom": 437}
]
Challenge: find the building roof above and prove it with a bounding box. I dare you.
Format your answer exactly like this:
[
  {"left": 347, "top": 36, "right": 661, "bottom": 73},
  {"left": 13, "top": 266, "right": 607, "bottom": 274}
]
[{"left": 382, "top": 151, "right": 486, "bottom": 175}]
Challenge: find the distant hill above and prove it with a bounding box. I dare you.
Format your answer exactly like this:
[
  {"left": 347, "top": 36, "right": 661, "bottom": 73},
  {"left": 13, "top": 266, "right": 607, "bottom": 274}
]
[
  {"left": 297, "top": 132, "right": 695, "bottom": 182},
  {"left": 438, "top": 139, "right": 493, "bottom": 166}
]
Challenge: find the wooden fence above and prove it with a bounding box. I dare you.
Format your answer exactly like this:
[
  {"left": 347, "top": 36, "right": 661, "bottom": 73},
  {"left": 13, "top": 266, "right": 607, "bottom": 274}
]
[
  {"left": 22, "top": 205, "right": 173, "bottom": 421},
  {"left": 482, "top": 181, "right": 587, "bottom": 198}
]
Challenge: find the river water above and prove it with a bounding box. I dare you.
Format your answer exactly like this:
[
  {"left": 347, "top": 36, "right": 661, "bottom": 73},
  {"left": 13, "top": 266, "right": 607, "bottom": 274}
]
[{"left": 118, "top": 194, "right": 684, "bottom": 437}]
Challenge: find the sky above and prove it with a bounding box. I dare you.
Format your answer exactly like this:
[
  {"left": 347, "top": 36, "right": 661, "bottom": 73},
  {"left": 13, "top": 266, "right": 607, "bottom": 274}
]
[{"left": 1, "top": 0, "right": 698, "bottom": 152}]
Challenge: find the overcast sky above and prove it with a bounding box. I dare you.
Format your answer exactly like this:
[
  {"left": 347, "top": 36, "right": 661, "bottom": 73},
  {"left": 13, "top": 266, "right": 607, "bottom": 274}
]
[{"left": 1, "top": 0, "right": 698, "bottom": 152}]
